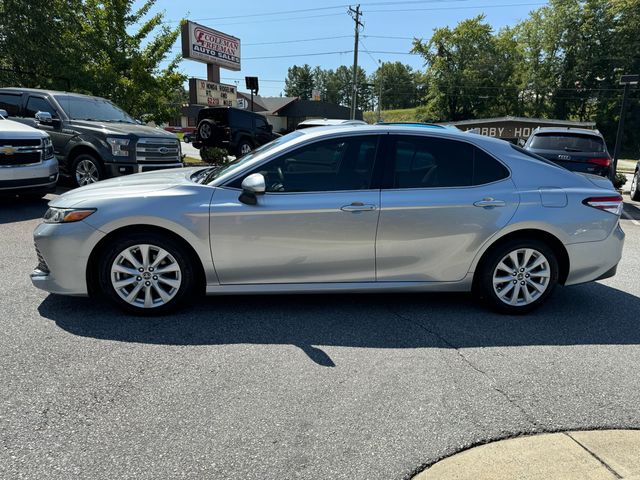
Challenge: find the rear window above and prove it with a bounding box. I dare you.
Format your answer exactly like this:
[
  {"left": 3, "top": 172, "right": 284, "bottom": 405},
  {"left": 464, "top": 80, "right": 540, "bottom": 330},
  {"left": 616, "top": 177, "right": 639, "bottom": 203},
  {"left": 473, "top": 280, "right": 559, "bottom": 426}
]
[
  {"left": 0, "top": 92, "right": 22, "bottom": 116},
  {"left": 199, "top": 108, "right": 228, "bottom": 124},
  {"left": 511, "top": 144, "right": 568, "bottom": 170},
  {"left": 529, "top": 133, "right": 605, "bottom": 152}
]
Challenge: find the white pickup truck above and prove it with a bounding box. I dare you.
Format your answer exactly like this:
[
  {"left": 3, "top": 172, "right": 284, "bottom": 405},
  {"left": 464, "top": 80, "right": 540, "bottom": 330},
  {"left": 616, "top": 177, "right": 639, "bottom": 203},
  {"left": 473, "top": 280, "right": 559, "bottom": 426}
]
[{"left": 0, "top": 109, "right": 58, "bottom": 198}]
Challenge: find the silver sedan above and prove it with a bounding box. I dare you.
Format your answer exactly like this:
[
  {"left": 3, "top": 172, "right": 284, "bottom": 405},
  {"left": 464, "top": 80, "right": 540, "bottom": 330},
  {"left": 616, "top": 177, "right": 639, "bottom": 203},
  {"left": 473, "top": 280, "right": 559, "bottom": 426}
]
[{"left": 31, "top": 125, "right": 625, "bottom": 314}]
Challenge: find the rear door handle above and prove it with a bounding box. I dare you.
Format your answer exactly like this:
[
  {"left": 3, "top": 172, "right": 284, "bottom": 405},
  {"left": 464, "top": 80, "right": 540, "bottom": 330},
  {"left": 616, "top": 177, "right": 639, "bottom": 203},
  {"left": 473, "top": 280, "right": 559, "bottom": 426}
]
[
  {"left": 473, "top": 198, "right": 506, "bottom": 208},
  {"left": 340, "top": 202, "right": 377, "bottom": 212}
]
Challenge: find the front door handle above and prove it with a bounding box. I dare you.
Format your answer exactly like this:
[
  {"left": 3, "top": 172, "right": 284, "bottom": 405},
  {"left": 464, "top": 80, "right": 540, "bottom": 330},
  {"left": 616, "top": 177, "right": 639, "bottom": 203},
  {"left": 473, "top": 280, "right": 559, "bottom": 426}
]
[
  {"left": 340, "top": 202, "right": 377, "bottom": 212},
  {"left": 473, "top": 198, "right": 506, "bottom": 208}
]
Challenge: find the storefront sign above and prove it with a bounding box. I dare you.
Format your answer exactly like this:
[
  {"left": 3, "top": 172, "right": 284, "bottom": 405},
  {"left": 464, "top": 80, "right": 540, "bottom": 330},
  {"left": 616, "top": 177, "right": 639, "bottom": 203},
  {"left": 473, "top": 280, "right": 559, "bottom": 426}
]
[
  {"left": 181, "top": 21, "right": 241, "bottom": 71},
  {"left": 188, "top": 78, "right": 238, "bottom": 107}
]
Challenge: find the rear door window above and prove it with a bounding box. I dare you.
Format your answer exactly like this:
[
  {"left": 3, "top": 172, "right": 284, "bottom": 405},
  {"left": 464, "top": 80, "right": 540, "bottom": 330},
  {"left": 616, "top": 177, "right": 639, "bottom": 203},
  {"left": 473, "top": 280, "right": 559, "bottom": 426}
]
[
  {"left": 529, "top": 133, "right": 605, "bottom": 152},
  {"left": 0, "top": 92, "right": 22, "bottom": 116}
]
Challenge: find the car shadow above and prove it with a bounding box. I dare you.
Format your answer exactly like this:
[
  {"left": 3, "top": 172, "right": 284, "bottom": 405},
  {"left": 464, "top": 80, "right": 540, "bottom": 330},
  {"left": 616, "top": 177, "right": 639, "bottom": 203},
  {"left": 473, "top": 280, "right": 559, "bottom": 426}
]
[{"left": 38, "top": 282, "right": 640, "bottom": 367}]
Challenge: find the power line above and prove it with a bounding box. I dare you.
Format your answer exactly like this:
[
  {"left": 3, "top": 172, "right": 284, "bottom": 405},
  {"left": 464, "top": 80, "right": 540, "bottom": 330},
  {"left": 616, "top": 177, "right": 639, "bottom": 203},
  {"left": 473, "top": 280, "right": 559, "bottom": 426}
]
[{"left": 365, "top": 2, "right": 546, "bottom": 14}]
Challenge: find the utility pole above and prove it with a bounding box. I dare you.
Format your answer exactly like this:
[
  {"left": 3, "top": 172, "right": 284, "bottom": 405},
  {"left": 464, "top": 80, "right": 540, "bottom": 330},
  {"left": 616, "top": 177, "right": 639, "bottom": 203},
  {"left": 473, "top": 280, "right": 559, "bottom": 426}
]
[
  {"left": 377, "top": 59, "right": 382, "bottom": 122},
  {"left": 348, "top": 5, "right": 363, "bottom": 120},
  {"left": 611, "top": 74, "right": 639, "bottom": 181}
]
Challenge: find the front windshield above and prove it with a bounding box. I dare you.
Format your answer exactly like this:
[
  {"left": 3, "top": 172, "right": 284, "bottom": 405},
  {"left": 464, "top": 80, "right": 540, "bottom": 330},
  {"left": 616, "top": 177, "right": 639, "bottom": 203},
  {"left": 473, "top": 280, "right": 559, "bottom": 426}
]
[
  {"left": 198, "top": 131, "right": 305, "bottom": 185},
  {"left": 54, "top": 95, "right": 136, "bottom": 123}
]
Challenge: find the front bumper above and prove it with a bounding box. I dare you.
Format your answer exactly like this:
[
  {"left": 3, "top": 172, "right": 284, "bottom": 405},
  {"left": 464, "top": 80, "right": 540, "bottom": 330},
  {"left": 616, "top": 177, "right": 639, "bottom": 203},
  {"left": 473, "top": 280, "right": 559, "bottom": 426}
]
[
  {"left": 0, "top": 158, "right": 58, "bottom": 194},
  {"left": 30, "top": 220, "right": 105, "bottom": 296},
  {"left": 104, "top": 162, "right": 184, "bottom": 177},
  {"left": 564, "top": 222, "right": 625, "bottom": 286}
]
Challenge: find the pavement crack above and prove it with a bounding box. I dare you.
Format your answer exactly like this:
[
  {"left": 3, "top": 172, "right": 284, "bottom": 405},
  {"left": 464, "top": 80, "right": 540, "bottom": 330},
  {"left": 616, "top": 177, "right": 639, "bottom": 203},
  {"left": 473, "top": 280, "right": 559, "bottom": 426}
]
[
  {"left": 388, "top": 307, "right": 538, "bottom": 428},
  {"left": 565, "top": 433, "right": 622, "bottom": 479}
]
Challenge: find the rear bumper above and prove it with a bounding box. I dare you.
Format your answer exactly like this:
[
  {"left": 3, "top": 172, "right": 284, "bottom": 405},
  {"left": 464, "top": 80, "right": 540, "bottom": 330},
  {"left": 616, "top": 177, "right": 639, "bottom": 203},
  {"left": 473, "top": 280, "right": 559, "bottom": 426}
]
[{"left": 564, "top": 223, "right": 625, "bottom": 286}]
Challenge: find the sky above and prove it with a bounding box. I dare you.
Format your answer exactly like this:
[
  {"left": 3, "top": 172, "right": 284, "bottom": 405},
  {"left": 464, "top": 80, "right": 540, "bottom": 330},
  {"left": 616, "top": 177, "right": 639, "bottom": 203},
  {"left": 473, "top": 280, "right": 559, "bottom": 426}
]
[{"left": 138, "top": 0, "right": 549, "bottom": 97}]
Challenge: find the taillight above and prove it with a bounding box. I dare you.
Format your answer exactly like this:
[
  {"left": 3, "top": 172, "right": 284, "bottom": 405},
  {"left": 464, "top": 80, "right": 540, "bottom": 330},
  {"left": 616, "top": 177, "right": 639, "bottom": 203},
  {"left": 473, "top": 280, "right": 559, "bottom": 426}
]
[
  {"left": 588, "top": 157, "right": 611, "bottom": 167},
  {"left": 583, "top": 195, "right": 623, "bottom": 215}
]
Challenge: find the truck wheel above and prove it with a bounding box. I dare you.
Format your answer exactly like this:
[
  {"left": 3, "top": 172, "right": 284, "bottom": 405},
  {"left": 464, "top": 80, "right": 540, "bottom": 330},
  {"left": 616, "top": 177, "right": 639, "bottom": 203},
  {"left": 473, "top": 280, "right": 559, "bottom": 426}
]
[
  {"left": 236, "top": 140, "right": 252, "bottom": 157},
  {"left": 197, "top": 119, "right": 216, "bottom": 144},
  {"left": 72, "top": 154, "right": 103, "bottom": 187},
  {"left": 476, "top": 239, "right": 559, "bottom": 314}
]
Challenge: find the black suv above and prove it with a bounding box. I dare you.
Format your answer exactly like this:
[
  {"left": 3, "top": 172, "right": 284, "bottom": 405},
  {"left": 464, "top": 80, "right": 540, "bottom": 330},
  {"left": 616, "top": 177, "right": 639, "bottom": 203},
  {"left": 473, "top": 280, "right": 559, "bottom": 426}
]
[
  {"left": 523, "top": 127, "right": 612, "bottom": 177},
  {"left": 0, "top": 88, "right": 183, "bottom": 186},
  {"left": 193, "top": 107, "right": 278, "bottom": 156}
]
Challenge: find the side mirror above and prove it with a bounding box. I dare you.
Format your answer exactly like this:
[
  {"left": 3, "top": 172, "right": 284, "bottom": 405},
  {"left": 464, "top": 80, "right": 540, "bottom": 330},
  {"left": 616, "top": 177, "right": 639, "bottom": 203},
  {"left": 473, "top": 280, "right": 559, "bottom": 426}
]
[
  {"left": 35, "top": 111, "right": 53, "bottom": 124},
  {"left": 517, "top": 138, "right": 526, "bottom": 147},
  {"left": 239, "top": 173, "right": 266, "bottom": 205},
  {"left": 0, "top": 109, "right": 8, "bottom": 117}
]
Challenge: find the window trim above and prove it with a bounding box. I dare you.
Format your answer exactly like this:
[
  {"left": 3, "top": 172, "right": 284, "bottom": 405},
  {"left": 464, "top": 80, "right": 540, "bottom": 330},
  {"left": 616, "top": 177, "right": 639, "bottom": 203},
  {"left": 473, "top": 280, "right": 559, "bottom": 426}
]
[
  {"left": 380, "top": 133, "right": 512, "bottom": 190},
  {"left": 221, "top": 133, "right": 385, "bottom": 193}
]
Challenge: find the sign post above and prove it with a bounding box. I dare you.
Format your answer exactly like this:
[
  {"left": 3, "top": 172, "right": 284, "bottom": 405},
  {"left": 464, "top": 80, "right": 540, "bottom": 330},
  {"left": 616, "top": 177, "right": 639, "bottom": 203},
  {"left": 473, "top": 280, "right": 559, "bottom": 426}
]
[
  {"left": 611, "top": 74, "right": 639, "bottom": 181},
  {"left": 245, "top": 77, "right": 259, "bottom": 112}
]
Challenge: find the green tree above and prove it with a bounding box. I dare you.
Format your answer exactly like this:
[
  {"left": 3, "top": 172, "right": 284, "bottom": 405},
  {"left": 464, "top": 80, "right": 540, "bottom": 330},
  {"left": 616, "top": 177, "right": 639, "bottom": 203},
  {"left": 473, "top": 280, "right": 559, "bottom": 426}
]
[
  {"left": 372, "top": 62, "right": 417, "bottom": 110},
  {"left": 284, "top": 64, "right": 314, "bottom": 99},
  {"left": 0, "top": 0, "right": 185, "bottom": 123}
]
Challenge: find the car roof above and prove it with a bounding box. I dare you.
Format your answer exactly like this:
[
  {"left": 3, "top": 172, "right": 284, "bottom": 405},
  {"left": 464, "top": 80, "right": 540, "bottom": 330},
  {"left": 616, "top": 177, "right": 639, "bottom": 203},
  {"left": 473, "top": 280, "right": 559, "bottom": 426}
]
[
  {"left": 532, "top": 126, "right": 602, "bottom": 136},
  {"left": 298, "top": 119, "right": 367, "bottom": 126}
]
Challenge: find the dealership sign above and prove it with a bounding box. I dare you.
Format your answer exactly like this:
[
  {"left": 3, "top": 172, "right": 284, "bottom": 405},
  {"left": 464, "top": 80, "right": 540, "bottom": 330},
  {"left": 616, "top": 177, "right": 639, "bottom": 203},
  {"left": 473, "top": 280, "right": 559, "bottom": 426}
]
[
  {"left": 181, "top": 21, "right": 241, "bottom": 71},
  {"left": 189, "top": 78, "right": 237, "bottom": 107}
]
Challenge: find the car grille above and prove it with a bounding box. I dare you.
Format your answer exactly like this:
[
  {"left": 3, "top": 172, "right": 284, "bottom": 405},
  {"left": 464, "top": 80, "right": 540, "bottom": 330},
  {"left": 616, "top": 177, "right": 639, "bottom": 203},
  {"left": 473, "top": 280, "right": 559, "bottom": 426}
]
[
  {"left": 34, "top": 244, "right": 50, "bottom": 274},
  {"left": 0, "top": 140, "right": 43, "bottom": 166},
  {"left": 135, "top": 138, "right": 181, "bottom": 163}
]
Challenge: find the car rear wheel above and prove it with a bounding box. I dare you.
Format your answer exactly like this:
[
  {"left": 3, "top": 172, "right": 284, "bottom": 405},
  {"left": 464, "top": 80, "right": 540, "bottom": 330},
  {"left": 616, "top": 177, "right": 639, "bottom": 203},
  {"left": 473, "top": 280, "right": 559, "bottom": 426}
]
[
  {"left": 631, "top": 170, "right": 640, "bottom": 201},
  {"left": 477, "top": 239, "right": 559, "bottom": 314},
  {"left": 73, "top": 154, "right": 103, "bottom": 187},
  {"left": 98, "top": 233, "right": 195, "bottom": 315}
]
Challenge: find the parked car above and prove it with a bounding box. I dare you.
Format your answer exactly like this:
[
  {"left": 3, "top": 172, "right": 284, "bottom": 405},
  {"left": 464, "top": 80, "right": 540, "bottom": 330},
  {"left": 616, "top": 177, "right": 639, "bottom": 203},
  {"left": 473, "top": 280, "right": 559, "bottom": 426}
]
[
  {"left": 192, "top": 107, "right": 278, "bottom": 156},
  {"left": 31, "top": 125, "right": 624, "bottom": 315},
  {"left": 523, "top": 127, "right": 612, "bottom": 177},
  {"left": 0, "top": 88, "right": 183, "bottom": 187},
  {"left": 0, "top": 109, "right": 58, "bottom": 198},
  {"left": 631, "top": 161, "right": 640, "bottom": 201},
  {"left": 296, "top": 118, "right": 367, "bottom": 129},
  {"left": 182, "top": 132, "right": 193, "bottom": 143}
]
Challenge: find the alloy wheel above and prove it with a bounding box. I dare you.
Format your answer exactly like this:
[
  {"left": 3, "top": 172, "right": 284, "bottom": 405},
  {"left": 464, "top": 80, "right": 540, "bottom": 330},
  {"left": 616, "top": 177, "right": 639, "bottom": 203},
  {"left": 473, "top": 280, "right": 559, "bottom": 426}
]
[
  {"left": 240, "top": 143, "right": 252, "bottom": 155},
  {"left": 631, "top": 173, "right": 638, "bottom": 197},
  {"left": 110, "top": 244, "right": 182, "bottom": 309},
  {"left": 76, "top": 159, "right": 100, "bottom": 186},
  {"left": 492, "top": 248, "right": 551, "bottom": 306}
]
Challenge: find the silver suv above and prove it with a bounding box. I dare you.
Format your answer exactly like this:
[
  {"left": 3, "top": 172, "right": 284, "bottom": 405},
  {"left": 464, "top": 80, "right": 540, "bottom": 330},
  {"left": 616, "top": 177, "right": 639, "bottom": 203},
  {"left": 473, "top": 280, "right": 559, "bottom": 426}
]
[{"left": 0, "top": 109, "right": 58, "bottom": 198}]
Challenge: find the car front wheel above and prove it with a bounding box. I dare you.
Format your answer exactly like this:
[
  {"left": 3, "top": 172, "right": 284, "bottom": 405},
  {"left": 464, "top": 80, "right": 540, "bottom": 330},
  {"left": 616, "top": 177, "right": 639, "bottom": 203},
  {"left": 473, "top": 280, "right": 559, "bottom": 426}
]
[
  {"left": 237, "top": 140, "right": 252, "bottom": 157},
  {"left": 73, "top": 154, "right": 103, "bottom": 187},
  {"left": 477, "top": 239, "right": 559, "bottom": 314},
  {"left": 98, "top": 233, "right": 195, "bottom": 314}
]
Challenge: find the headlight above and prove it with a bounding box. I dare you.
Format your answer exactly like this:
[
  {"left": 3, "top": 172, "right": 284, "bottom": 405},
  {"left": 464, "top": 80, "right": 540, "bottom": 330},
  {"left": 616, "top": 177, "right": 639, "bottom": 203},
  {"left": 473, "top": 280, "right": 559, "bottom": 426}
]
[
  {"left": 43, "top": 207, "right": 96, "bottom": 224},
  {"left": 43, "top": 137, "right": 54, "bottom": 159},
  {"left": 106, "top": 137, "right": 130, "bottom": 157}
]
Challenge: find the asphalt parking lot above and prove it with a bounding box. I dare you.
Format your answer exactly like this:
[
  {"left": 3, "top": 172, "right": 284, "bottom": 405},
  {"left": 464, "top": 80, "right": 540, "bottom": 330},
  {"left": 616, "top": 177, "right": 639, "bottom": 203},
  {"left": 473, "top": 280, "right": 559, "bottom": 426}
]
[{"left": 1, "top": 190, "right": 640, "bottom": 480}]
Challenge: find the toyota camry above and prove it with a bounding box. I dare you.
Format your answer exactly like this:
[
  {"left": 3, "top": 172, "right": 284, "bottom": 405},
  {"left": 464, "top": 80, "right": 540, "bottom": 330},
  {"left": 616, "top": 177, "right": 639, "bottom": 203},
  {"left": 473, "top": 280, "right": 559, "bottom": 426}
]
[{"left": 31, "top": 125, "right": 625, "bottom": 314}]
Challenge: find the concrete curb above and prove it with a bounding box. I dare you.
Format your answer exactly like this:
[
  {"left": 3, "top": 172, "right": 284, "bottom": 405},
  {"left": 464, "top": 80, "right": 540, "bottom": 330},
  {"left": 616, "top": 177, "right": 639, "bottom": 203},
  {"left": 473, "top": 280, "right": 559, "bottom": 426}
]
[{"left": 413, "top": 430, "right": 640, "bottom": 480}]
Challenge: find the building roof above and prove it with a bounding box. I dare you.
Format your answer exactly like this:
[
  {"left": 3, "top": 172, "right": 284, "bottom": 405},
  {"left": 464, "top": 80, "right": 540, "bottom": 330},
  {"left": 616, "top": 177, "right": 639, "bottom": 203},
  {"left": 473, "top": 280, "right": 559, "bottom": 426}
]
[{"left": 443, "top": 116, "right": 596, "bottom": 127}]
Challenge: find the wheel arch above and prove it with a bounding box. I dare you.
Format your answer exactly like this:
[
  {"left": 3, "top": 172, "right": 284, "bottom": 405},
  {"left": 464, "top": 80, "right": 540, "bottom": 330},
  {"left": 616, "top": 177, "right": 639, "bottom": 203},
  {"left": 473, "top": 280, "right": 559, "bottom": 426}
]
[
  {"left": 68, "top": 143, "right": 102, "bottom": 164},
  {"left": 86, "top": 224, "right": 207, "bottom": 297},
  {"left": 472, "top": 228, "right": 570, "bottom": 288}
]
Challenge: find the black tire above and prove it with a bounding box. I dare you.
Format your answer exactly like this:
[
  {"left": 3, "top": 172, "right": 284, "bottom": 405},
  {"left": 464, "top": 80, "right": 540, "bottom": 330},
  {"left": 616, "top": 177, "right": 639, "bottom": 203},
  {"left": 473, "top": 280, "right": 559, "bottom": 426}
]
[
  {"left": 98, "top": 232, "right": 196, "bottom": 315},
  {"left": 72, "top": 153, "right": 104, "bottom": 187},
  {"left": 631, "top": 170, "right": 640, "bottom": 201},
  {"left": 197, "top": 119, "right": 217, "bottom": 145},
  {"left": 476, "top": 238, "right": 559, "bottom": 314},
  {"left": 236, "top": 139, "right": 253, "bottom": 157}
]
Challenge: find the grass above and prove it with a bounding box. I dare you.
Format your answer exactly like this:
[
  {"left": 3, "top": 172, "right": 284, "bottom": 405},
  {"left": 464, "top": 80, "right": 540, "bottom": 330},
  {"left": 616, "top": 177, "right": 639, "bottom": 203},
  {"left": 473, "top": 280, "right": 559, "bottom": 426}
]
[{"left": 184, "top": 156, "right": 206, "bottom": 166}]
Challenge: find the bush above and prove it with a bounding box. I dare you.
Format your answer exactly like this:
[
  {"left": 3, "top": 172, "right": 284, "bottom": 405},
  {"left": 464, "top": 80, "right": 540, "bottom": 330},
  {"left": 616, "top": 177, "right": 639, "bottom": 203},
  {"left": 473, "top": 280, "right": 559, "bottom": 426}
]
[
  {"left": 200, "top": 147, "right": 230, "bottom": 165},
  {"left": 613, "top": 172, "right": 627, "bottom": 190}
]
